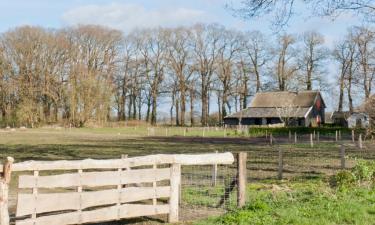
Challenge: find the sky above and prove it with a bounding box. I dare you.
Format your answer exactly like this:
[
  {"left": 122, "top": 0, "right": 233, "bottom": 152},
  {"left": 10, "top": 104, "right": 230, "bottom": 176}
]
[{"left": 0, "top": 0, "right": 367, "bottom": 112}]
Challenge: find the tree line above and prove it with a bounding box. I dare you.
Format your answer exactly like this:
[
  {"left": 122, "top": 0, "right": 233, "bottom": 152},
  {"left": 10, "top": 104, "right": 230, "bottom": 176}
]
[{"left": 0, "top": 24, "right": 374, "bottom": 127}]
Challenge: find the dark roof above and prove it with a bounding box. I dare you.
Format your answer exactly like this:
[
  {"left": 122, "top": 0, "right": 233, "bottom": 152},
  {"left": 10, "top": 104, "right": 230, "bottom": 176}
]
[
  {"left": 250, "top": 91, "right": 323, "bottom": 108},
  {"left": 225, "top": 107, "right": 311, "bottom": 119}
]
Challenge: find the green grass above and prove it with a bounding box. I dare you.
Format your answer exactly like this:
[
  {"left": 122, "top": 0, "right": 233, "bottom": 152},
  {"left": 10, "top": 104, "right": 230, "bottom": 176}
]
[
  {"left": 1, "top": 127, "right": 374, "bottom": 224},
  {"left": 196, "top": 178, "right": 375, "bottom": 225}
]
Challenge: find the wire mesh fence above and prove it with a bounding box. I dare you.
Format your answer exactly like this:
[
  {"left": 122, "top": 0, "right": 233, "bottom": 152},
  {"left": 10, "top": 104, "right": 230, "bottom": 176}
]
[{"left": 180, "top": 163, "right": 238, "bottom": 221}]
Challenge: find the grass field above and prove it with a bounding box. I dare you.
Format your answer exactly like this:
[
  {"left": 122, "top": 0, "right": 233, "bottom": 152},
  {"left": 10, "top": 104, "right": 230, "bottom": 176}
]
[{"left": 0, "top": 127, "right": 374, "bottom": 224}]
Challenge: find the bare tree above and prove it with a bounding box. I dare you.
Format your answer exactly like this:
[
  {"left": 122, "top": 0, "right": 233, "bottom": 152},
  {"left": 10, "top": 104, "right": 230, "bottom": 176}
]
[
  {"left": 192, "top": 24, "right": 221, "bottom": 126},
  {"left": 165, "top": 27, "right": 194, "bottom": 126},
  {"left": 298, "top": 31, "right": 327, "bottom": 90},
  {"left": 229, "top": 0, "right": 375, "bottom": 29},
  {"left": 274, "top": 34, "right": 298, "bottom": 91}
]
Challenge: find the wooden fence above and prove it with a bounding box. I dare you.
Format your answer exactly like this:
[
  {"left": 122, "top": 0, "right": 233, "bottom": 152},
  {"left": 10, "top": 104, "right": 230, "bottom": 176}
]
[{"left": 0, "top": 153, "right": 234, "bottom": 225}]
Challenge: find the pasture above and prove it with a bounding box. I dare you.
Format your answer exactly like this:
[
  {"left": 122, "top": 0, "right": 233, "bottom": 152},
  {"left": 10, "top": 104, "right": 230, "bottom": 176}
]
[{"left": 0, "top": 127, "right": 374, "bottom": 224}]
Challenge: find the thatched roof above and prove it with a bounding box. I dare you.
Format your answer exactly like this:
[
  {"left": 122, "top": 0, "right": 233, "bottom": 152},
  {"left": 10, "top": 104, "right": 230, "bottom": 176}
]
[
  {"left": 226, "top": 107, "right": 311, "bottom": 119},
  {"left": 225, "top": 91, "right": 324, "bottom": 119},
  {"left": 250, "top": 91, "right": 323, "bottom": 108}
]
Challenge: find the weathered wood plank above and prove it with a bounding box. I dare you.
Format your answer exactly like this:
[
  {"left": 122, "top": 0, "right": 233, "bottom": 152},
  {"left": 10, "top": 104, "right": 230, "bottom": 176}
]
[
  {"left": 16, "top": 186, "right": 170, "bottom": 217},
  {"left": 15, "top": 204, "right": 170, "bottom": 225},
  {"left": 2, "top": 152, "right": 234, "bottom": 172},
  {"left": 19, "top": 168, "right": 171, "bottom": 189}
]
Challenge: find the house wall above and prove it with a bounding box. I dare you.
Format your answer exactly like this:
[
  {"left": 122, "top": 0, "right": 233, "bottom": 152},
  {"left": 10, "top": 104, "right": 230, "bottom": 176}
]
[
  {"left": 347, "top": 113, "right": 370, "bottom": 128},
  {"left": 305, "top": 95, "right": 325, "bottom": 127}
]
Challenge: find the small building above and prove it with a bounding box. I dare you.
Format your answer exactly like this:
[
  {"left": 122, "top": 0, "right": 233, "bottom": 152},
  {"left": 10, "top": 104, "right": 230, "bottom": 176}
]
[
  {"left": 347, "top": 112, "right": 370, "bottom": 129},
  {"left": 331, "top": 111, "right": 350, "bottom": 127},
  {"left": 224, "top": 91, "right": 326, "bottom": 127}
]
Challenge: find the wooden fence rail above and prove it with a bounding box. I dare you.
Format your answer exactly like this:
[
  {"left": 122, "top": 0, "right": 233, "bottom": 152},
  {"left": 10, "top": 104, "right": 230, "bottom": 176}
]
[{"left": 0, "top": 153, "right": 234, "bottom": 225}]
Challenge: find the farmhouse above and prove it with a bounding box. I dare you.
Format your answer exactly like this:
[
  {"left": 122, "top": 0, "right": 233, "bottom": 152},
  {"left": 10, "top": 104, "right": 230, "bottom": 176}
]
[{"left": 224, "top": 91, "right": 326, "bottom": 127}]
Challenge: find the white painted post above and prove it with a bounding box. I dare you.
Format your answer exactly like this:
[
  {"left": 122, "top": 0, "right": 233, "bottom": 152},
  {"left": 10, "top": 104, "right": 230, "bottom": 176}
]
[
  {"left": 183, "top": 128, "right": 186, "bottom": 137},
  {"left": 313, "top": 130, "right": 316, "bottom": 140},
  {"left": 169, "top": 164, "right": 181, "bottom": 223},
  {"left": 317, "top": 132, "right": 320, "bottom": 144},
  {"left": 288, "top": 130, "right": 291, "bottom": 143},
  {"left": 352, "top": 130, "right": 355, "bottom": 143},
  {"left": 310, "top": 133, "right": 314, "bottom": 148},
  {"left": 203, "top": 127, "right": 205, "bottom": 137},
  {"left": 0, "top": 157, "right": 13, "bottom": 225},
  {"left": 339, "top": 130, "right": 342, "bottom": 140},
  {"left": 166, "top": 128, "right": 168, "bottom": 137},
  {"left": 270, "top": 133, "right": 273, "bottom": 145},
  {"left": 335, "top": 130, "right": 338, "bottom": 142},
  {"left": 211, "top": 151, "right": 218, "bottom": 186},
  {"left": 359, "top": 134, "right": 363, "bottom": 149},
  {"left": 294, "top": 132, "right": 297, "bottom": 144}
]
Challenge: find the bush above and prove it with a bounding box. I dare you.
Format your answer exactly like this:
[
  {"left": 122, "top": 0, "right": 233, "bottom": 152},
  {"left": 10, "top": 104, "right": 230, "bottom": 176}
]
[
  {"left": 331, "top": 170, "right": 356, "bottom": 188},
  {"left": 352, "top": 160, "right": 375, "bottom": 182},
  {"left": 332, "top": 160, "right": 375, "bottom": 189}
]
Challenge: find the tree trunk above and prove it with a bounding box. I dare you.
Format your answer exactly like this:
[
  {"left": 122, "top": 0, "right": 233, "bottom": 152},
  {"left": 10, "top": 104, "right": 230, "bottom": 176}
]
[{"left": 190, "top": 89, "right": 195, "bottom": 126}]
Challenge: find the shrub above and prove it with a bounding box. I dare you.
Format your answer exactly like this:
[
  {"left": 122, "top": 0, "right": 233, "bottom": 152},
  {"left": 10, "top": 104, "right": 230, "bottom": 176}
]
[
  {"left": 331, "top": 170, "right": 356, "bottom": 188},
  {"left": 352, "top": 160, "right": 375, "bottom": 182}
]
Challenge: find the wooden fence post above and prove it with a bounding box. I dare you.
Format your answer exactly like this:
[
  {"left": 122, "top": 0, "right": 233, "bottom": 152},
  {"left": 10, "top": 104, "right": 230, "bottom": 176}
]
[
  {"left": 294, "top": 132, "right": 297, "bottom": 144},
  {"left": 169, "top": 163, "right": 181, "bottom": 223},
  {"left": 313, "top": 130, "right": 316, "bottom": 140},
  {"left": 339, "top": 130, "right": 342, "bottom": 140},
  {"left": 310, "top": 133, "right": 314, "bottom": 148},
  {"left": 270, "top": 133, "right": 273, "bottom": 145},
  {"left": 359, "top": 134, "right": 363, "bottom": 149},
  {"left": 203, "top": 127, "right": 205, "bottom": 137},
  {"left": 352, "top": 130, "right": 355, "bottom": 143},
  {"left": 335, "top": 130, "right": 338, "bottom": 142},
  {"left": 340, "top": 145, "right": 345, "bottom": 169},
  {"left": 212, "top": 151, "right": 218, "bottom": 186},
  {"left": 278, "top": 148, "right": 283, "bottom": 180},
  {"left": 0, "top": 157, "right": 14, "bottom": 225},
  {"left": 317, "top": 132, "right": 320, "bottom": 144},
  {"left": 288, "top": 130, "right": 291, "bottom": 143},
  {"left": 237, "top": 152, "right": 247, "bottom": 208}
]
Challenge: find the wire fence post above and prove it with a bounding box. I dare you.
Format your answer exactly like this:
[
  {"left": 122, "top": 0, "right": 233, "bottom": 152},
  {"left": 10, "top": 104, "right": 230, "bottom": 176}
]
[
  {"left": 294, "top": 132, "right": 297, "bottom": 144},
  {"left": 340, "top": 145, "right": 345, "bottom": 169},
  {"left": 317, "top": 131, "right": 320, "bottom": 144},
  {"left": 211, "top": 151, "right": 218, "bottom": 186},
  {"left": 352, "top": 130, "right": 355, "bottom": 143},
  {"left": 237, "top": 152, "right": 247, "bottom": 208},
  {"left": 335, "top": 130, "right": 338, "bottom": 142},
  {"left": 339, "top": 130, "right": 342, "bottom": 140},
  {"left": 288, "top": 130, "right": 291, "bottom": 143},
  {"left": 310, "top": 133, "right": 314, "bottom": 148},
  {"left": 359, "top": 134, "right": 363, "bottom": 149},
  {"left": 278, "top": 148, "right": 283, "bottom": 180},
  {"left": 313, "top": 130, "right": 316, "bottom": 140},
  {"left": 270, "top": 133, "right": 273, "bottom": 145}
]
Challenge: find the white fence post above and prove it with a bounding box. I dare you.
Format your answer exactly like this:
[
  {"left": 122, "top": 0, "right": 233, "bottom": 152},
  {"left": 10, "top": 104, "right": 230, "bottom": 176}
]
[
  {"left": 0, "top": 157, "right": 13, "bottom": 225},
  {"left": 212, "top": 151, "right": 218, "bottom": 186},
  {"left": 169, "top": 164, "right": 181, "bottom": 223}
]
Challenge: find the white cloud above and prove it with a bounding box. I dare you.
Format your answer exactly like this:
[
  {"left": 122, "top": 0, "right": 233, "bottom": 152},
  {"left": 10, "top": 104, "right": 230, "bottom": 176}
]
[{"left": 62, "top": 3, "right": 213, "bottom": 32}]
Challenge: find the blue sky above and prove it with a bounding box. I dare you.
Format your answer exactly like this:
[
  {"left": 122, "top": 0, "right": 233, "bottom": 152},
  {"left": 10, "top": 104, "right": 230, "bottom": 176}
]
[
  {"left": 0, "top": 0, "right": 367, "bottom": 112},
  {"left": 0, "top": 0, "right": 362, "bottom": 41}
]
